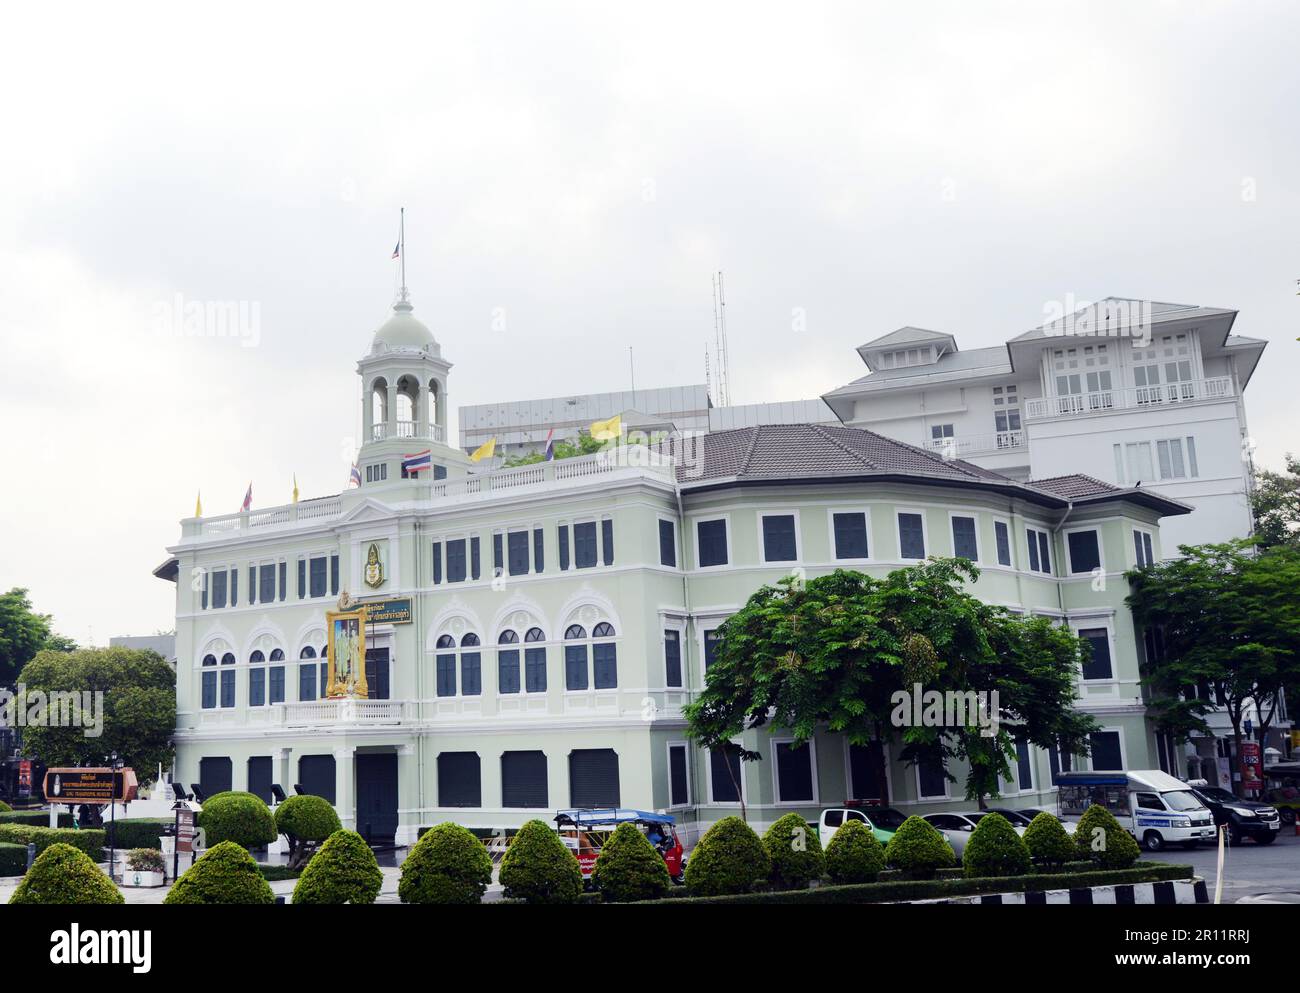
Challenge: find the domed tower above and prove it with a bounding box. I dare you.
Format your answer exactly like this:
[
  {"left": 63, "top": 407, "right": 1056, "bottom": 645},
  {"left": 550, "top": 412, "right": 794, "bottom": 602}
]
[{"left": 355, "top": 286, "right": 471, "bottom": 486}]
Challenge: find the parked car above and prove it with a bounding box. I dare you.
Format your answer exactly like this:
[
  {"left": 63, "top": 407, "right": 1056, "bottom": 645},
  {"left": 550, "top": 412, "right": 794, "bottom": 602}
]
[
  {"left": 1055, "top": 770, "right": 1215, "bottom": 852},
  {"left": 816, "top": 807, "right": 897, "bottom": 849},
  {"left": 992, "top": 806, "right": 1078, "bottom": 835},
  {"left": 1187, "top": 786, "right": 1281, "bottom": 845},
  {"left": 921, "top": 811, "right": 1022, "bottom": 860}
]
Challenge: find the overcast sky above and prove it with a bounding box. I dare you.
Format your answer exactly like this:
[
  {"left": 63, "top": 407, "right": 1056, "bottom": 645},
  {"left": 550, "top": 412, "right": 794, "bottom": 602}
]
[{"left": 1, "top": 1, "right": 1296, "bottom": 644}]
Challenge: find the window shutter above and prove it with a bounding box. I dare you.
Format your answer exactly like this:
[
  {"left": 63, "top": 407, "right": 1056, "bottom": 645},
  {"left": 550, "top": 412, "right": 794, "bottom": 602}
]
[
  {"left": 501, "top": 751, "right": 548, "bottom": 808},
  {"left": 533, "top": 528, "right": 545, "bottom": 573},
  {"left": 432, "top": 542, "right": 443, "bottom": 585},
  {"left": 569, "top": 749, "right": 620, "bottom": 808},
  {"left": 438, "top": 752, "right": 481, "bottom": 807},
  {"left": 601, "top": 519, "right": 614, "bottom": 565},
  {"left": 470, "top": 536, "right": 481, "bottom": 580},
  {"left": 558, "top": 526, "right": 570, "bottom": 570}
]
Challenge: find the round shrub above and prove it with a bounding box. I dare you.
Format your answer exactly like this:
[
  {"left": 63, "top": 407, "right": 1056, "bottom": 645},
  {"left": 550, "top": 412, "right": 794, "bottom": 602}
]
[
  {"left": 199, "top": 791, "right": 277, "bottom": 850},
  {"left": 592, "top": 822, "right": 671, "bottom": 903},
  {"left": 1074, "top": 804, "right": 1140, "bottom": 869},
  {"left": 684, "top": 816, "right": 769, "bottom": 896},
  {"left": 762, "top": 812, "right": 825, "bottom": 890},
  {"left": 399, "top": 822, "right": 493, "bottom": 905},
  {"left": 884, "top": 815, "right": 956, "bottom": 878},
  {"left": 8, "top": 843, "right": 123, "bottom": 905},
  {"left": 163, "top": 840, "right": 275, "bottom": 904},
  {"left": 293, "top": 830, "right": 382, "bottom": 905},
  {"left": 499, "top": 820, "right": 583, "bottom": 905},
  {"left": 1024, "top": 812, "right": 1077, "bottom": 867},
  {"left": 824, "top": 818, "right": 886, "bottom": 884},
  {"left": 274, "top": 794, "right": 342, "bottom": 868},
  {"left": 962, "top": 813, "right": 1031, "bottom": 878},
  {"left": 0, "top": 800, "right": 11, "bottom": 813}
]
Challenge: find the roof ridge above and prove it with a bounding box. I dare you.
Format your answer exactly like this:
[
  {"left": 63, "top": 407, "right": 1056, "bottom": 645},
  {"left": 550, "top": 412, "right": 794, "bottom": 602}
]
[
  {"left": 739, "top": 425, "right": 765, "bottom": 476},
  {"left": 807, "top": 424, "right": 875, "bottom": 470}
]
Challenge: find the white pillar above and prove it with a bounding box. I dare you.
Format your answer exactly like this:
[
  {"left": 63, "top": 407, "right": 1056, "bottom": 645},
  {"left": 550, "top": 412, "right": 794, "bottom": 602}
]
[{"left": 334, "top": 745, "right": 355, "bottom": 829}]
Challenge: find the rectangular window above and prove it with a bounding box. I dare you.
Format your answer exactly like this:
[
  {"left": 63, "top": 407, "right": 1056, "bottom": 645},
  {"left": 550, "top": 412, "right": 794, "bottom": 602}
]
[
  {"left": 565, "top": 644, "right": 588, "bottom": 691},
  {"left": 470, "top": 536, "right": 481, "bottom": 580},
  {"left": 1026, "top": 528, "right": 1051, "bottom": 574},
  {"left": 761, "top": 514, "right": 798, "bottom": 562},
  {"left": 269, "top": 666, "right": 284, "bottom": 704},
  {"left": 507, "top": 530, "right": 529, "bottom": 576},
  {"left": 1186, "top": 436, "right": 1198, "bottom": 477},
  {"left": 1133, "top": 530, "right": 1154, "bottom": 568},
  {"left": 1015, "top": 740, "right": 1033, "bottom": 791},
  {"left": 574, "top": 522, "right": 598, "bottom": 569},
  {"left": 220, "top": 669, "right": 235, "bottom": 709},
  {"left": 201, "top": 671, "right": 216, "bottom": 709},
  {"left": 501, "top": 751, "right": 548, "bottom": 808},
  {"left": 558, "top": 525, "right": 570, "bottom": 571},
  {"left": 493, "top": 533, "right": 504, "bottom": 575},
  {"left": 330, "top": 554, "right": 339, "bottom": 596},
  {"left": 247, "top": 566, "right": 254, "bottom": 605},
  {"left": 446, "top": 538, "right": 466, "bottom": 583},
  {"left": 299, "top": 663, "right": 316, "bottom": 702},
  {"left": 297, "top": 558, "right": 306, "bottom": 599},
  {"left": 498, "top": 649, "right": 520, "bottom": 695},
  {"left": 1125, "top": 442, "right": 1154, "bottom": 483},
  {"left": 994, "top": 521, "right": 1011, "bottom": 566},
  {"left": 917, "top": 755, "right": 947, "bottom": 798},
  {"left": 1039, "top": 531, "right": 1051, "bottom": 574},
  {"left": 898, "top": 512, "right": 925, "bottom": 559},
  {"left": 533, "top": 528, "right": 545, "bottom": 573},
  {"left": 461, "top": 650, "right": 481, "bottom": 696},
  {"left": 524, "top": 647, "right": 547, "bottom": 693},
  {"left": 832, "top": 512, "right": 868, "bottom": 559},
  {"left": 278, "top": 561, "right": 286, "bottom": 602},
  {"left": 669, "top": 744, "right": 690, "bottom": 806},
  {"left": 1067, "top": 530, "right": 1101, "bottom": 574},
  {"left": 710, "top": 746, "right": 743, "bottom": 803},
  {"left": 593, "top": 642, "right": 617, "bottom": 689},
  {"left": 569, "top": 749, "right": 620, "bottom": 809},
  {"left": 212, "top": 570, "right": 228, "bottom": 610},
  {"left": 775, "top": 741, "right": 815, "bottom": 803},
  {"left": 1079, "top": 628, "right": 1113, "bottom": 681},
  {"left": 696, "top": 518, "right": 729, "bottom": 567},
  {"left": 438, "top": 752, "right": 481, "bottom": 808},
  {"left": 249, "top": 667, "right": 265, "bottom": 707},
  {"left": 436, "top": 651, "right": 456, "bottom": 697},
  {"left": 431, "top": 542, "right": 443, "bottom": 585},
  {"left": 703, "top": 629, "right": 721, "bottom": 670},
  {"left": 231, "top": 568, "right": 239, "bottom": 606},
  {"left": 664, "top": 630, "right": 682, "bottom": 688},
  {"left": 1090, "top": 731, "right": 1123, "bottom": 771},
  {"left": 951, "top": 516, "right": 978, "bottom": 561},
  {"left": 601, "top": 519, "right": 614, "bottom": 566},
  {"left": 309, "top": 557, "right": 326, "bottom": 598},
  {"left": 258, "top": 564, "right": 275, "bottom": 604},
  {"left": 659, "top": 519, "right": 677, "bottom": 567}
]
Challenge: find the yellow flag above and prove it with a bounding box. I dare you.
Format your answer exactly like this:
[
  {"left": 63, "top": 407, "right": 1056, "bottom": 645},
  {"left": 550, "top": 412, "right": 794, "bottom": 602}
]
[
  {"left": 194, "top": 491, "right": 202, "bottom": 518},
  {"left": 470, "top": 437, "right": 497, "bottom": 463},
  {"left": 589, "top": 413, "right": 622, "bottom": 441},
  {"left": 292, "top": 474, "right": 299, "bottom": 503}
]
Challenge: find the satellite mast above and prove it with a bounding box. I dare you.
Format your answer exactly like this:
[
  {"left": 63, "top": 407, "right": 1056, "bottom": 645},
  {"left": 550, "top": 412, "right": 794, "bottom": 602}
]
[{"left": 711, "top": 271, "right": 732, "bottom": 407}]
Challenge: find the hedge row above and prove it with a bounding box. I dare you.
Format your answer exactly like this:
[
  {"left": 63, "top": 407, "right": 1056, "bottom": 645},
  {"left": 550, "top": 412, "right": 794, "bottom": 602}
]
[
  {"left": 0, "top": 843, "right": 28, "bottom": 876},
  {"left": 0, "top": 825, "right": 105, "bottom": 858},
  {"left": 0, "top": 810, "right": 74, "bottom": 828},
  {"left": 643, "top": 862, "right": 1194, "bottom": 905},
  {"left": 106, "top": 818, "right": 171, "bottom": 850}
]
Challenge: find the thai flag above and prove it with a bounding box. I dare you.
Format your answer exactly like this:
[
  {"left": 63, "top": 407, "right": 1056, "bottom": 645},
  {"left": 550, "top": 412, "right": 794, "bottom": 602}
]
[
  {"left": 402, "top": 450, "right": 432, "bottom": 474},
  {"left": 392, "top": 239, "right": 400, "bottom": 260},
  {"left": 349, "top": 463, "right": 362, "bottom": 488},
  {"left": 240, "top": 483, "right": 252, "bottom": 512},
  {"left": 543, "top": 428, "right": 555, "bottom": 462}
]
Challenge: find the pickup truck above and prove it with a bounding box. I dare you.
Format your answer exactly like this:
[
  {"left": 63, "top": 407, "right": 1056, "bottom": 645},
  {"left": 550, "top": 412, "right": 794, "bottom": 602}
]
[{"left": 815, "top": 806, "right": 906, "bottom": 850}]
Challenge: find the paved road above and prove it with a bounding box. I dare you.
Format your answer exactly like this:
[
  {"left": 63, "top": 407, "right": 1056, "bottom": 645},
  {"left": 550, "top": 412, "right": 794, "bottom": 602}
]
[{"left": 1140, "top": 828, "right": 1300, "bottom": 903}]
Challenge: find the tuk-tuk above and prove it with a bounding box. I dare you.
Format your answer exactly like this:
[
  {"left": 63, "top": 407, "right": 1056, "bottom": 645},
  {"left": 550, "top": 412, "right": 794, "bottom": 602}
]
[
  {"left": 1262, "top": 761, "right": 1300, "bottom": 826},
  {"left": 554, "top": 808, "right": 685, "bottom": 884}
]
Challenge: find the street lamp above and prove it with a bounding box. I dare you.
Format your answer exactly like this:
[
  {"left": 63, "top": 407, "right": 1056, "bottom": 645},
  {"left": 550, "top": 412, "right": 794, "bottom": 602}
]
[{"left": 108, "top": 751, "right": 122, "bottom": 882}]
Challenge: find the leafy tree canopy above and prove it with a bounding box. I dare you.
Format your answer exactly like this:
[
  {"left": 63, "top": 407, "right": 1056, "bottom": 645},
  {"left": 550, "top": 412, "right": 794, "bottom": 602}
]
[
  {"left": 1251, "top": 454, "right": 1300, "bottom": 550},
  {"left": 0, "top": 588, "right": 76, "bottom": 688}
]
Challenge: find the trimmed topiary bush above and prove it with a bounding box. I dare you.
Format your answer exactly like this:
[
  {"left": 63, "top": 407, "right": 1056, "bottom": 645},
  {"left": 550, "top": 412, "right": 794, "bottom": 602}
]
[
  {"left": 0, "top": 824, "right": 104, "bottom": 859},
  {"left": 292, "top": 830, "right": 382, "bottom": 905},
  {"left": 499, "top": 819, "right": 583, "bottom": 904},
  {"left": 107, "top": 818, "right": 171, "bottom": 850},
  {"left": 0, "top": 800, "right": 11, "bottom": 813},
  {"left": 592, "top": 822, "right": 671, "bottom": 902},
  {"left": 274, "top": 794, "right": 342, "bottom": 868},
  {"left": 8, "top": 843, "right": 123, "bottom": 905},
  {"left": 884, "top": 816, "right": 956, "bottom": 879},
  {"left": 0, "top": 842, "right": 27, "bottom": 876},
  {"left": 163, "top": 840, "right": 275, "bottom": 904},
  {"left": 824, "top": 818, "right": 886, "bottom": 884},
  {"left": 762, "top": 812, "right": 825, "bottom": 890},
  {"left": 684, "top": 816, "right": 770, "bottom": 896},
  {"left": 961, "top": 813, "right": 1031, "bottom": 878},
  {"left": 199, "top": 792, "right": 277, "bottom": 850},
  {"left": 1074, "top": 804, "right": 1140, "bottom": 869},
  {"left": 0, "top": 810, "right": 74, "bottom": 827},
  {"left": 399, "top": 822, "right": 493, "bottom": 905},
  {"left": 1024, "top": 812, "right": 1077, "bottom": 868}
]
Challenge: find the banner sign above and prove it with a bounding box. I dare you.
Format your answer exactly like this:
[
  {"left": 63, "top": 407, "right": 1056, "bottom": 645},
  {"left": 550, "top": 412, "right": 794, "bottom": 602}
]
[
  {"left": 362, "top": 597, "right": 413, "bottom": 625},
  {"left": 1240, "top": 742, "right": 1262, "bottom": 792},
  {"left": 43, "top": 767, "right": 138, "bottom": 804}
]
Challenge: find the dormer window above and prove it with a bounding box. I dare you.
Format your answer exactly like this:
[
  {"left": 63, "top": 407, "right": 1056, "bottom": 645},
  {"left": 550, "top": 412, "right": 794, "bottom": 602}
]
[{"left": 878, "top": 345, "right": 933, "bottom": 370}]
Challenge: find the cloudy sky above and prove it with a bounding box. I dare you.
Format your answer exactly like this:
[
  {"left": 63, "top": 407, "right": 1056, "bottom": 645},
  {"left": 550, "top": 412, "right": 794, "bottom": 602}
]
[{"left": 1, "top": 1, "right": 1296, "bottom": 643}]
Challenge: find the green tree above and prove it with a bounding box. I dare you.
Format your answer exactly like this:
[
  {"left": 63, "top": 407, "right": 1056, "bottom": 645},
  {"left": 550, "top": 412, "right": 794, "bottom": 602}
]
[
  {"left": 16, "top": 647, "right": 175, "bottom": 784},
  {"left": 684, "top": 562, "right": 1096, "bottom": 807},
  {"left": 501, "top": 429, "right": 628, "bottom": 467},
  {"left": 0, "top": 588, "right": 75, "bottom": 688},
  {"left": 1126, "top": 540, "right": 1300, "bottom": 796},
  {"left": 1251, "top": 454, "right": 1300, "bottom": 550}
]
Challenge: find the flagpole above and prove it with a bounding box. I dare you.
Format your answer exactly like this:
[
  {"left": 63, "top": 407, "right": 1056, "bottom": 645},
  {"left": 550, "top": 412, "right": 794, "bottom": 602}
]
[{"left": 400, "top": 207, "right": 406, "bottom": 301}]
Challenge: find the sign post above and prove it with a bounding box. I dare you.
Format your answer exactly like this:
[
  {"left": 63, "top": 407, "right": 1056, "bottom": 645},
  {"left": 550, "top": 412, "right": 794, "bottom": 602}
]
[{"left": 171, "top": 799, "right": 202, "bottom": 880}]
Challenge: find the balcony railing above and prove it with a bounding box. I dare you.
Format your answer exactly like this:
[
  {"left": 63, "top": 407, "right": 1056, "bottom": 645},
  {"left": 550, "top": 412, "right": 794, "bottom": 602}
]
[
  {"left": 275, "top": 698, "right": 409, "bottom": 727},
  {"left": 371, "top": 421, "right": 444, "bottom": 442},
  {"left": 928, "top": 431, "right": 1026, "bottom": 459},
  {"left": 1025, "top": 377, "right": 1233, "bottom": 421}
]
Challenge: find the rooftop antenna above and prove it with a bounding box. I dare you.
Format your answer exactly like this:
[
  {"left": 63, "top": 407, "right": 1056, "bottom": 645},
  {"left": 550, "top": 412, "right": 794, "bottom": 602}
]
[
  {"left": 712, "top": 271, "right": 732, "bottom": 406},
  {"left": 629, "top": 346, "right": 636, "bottom": 394},
  {"left": 397, "top": 207, "right": 408, "bottom": 303},
  {"left": 704, "top": 345, "right": 713, "bottom": 406}
]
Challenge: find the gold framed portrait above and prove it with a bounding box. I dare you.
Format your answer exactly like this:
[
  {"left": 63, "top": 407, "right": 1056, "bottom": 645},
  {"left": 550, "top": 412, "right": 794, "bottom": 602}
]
[{"left": 325, "top": 607, "right": 369, "bottom": 698}]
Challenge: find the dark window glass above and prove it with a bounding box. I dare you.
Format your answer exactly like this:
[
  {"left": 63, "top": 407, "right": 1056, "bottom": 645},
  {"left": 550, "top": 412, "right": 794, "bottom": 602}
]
[
  {"left": 297, "top": 559, "right": 306, "bottom": 599},
  {"left": 220, "top": 669, "right": 235, "bottom": 708},
  {"left": 593, "top": 641, "right": 617, "bottom": 690},
  {"left": 330, "top": 554, "right": 339, "bottom": 595},
  {"left": 524, "top": 628, "right": 547, "bottom": 692},
  {"left": 848, "top": 743, "right": 884, "bottom": 801},
  {"left": 533, "top": 528, "right": 545, "bottom": 573},
  {"left": 446, "top": 539, "right": 466, "bottom": 583},
  {"left": 431, "top": 541, "right": 442, "bottom": 585},
  {"left": 659, "top": 519, "right": 676, "bottom": 567},
  {"left": 249, "top": 666, "right": 265, "bottom": 707},
  {"left": 298, "top": 754, "right": 336, "bottom": 804},
  {"left": 201, "top": 570, "right": 208, "bottom": 610},
  {"left": 230, "top": 567, "right": 238, "bottom": 606},
  {"left": 1038, "top": 532, "right": 1051, "bottom": 574},
  {"left": 1015, "top": 740, "right": 1033, "bottom": 791},
  {"left": 461, "top": 636, "right": 481, "bottom": 697},
  {"left": 365, "top": 648, "right": 390, "bottom": 701},
  {"left": 247, "top": 757, "right": 273, "bottom": 804},
  {"left": 1068, "top": 530, "right": 1101, "bottom": 574},
  {"left": 569, "top": 749, "right": 620, "bottom": 808},
  {"left": 669, "top": 745, "right": 689, "bottom": 806},
  {"left": 710, "top": 746, "right": 743, "bottom": 803},
  {"left": 775, "top": 742, "right": 814, "bottom": 802},
  {"left": 574, "top": 522, "right": 598, "bottom": 568},
  {"left": 951, "top": 516, "right": 978, "bottom": 560},
  {"left": 995, "top": 521, "right": 1011, "bottom": 566},
  {"left": 212, "top": 570, "right": 227, "bottom": 609},
  {"left": 198, "top": 757, "right": 233, "bottom": 798},
  {"left": 309, "top": 557, "right": 327, "bottom": 597},
  {"left": 507, "top": 530, "right": 529, "bottom": 576},
  {"left": 268, "top": 663, "right": 285, "bottom": 704},
  {"left": 259, "top": 564, "right": 275, "bottom": 603},
  {"left": 565, "top": 642, "right": 588, "bottom": 691},
  {"left": 704, "top": 629, "right": 721, "bottom": 670},
  {"left": 1090, "top": 731, "right": 1123, "bottom": 771},
  {"left": 470, "top": 536, "right": 481, "bottom": 580},
  {"left": 558, "top": 525, "right": 570, "bottom": 570},
  {"left": 898, "top": 513, "right": 925, "bottom": 559},
  {"left": 833, "top": 512, "right": 868, "bottom": 559},
  {"left": 762, "top": 514, "right": 797, "bottom": 562},
  {"left": 501, "top": 751, "right": 547, "bottom": 808},
  {"left": 1026, "top": 529, "right": 1040, "bottom": 572},
  {"left": 498, "top": 631, "right": 520, "bottom": 694},
  {"left": 436, "top": 651, "right": 456, "bottom": 697},
  {"left": 493, "top": 533, "right": 503, "bottom": 574},
  {"left": 697, "top": 518, "right": 728, "bottom": 567},
  {"left": 1080, "top": 628, "right": 1113, "bottom": 680},
  {"left": 247, "top": 566, "right": 253, "bottom": 604},
  {"left": 664, "top": 630, "right": 682, "bottom": 688},
  {"left": 438, "top": 752, "right": 481, "bottom": 807},
  {"left": 201, "top": 671, "right": 216, "bottom": 709},
  {"left": 601, "top": 519, "right": 614, "bottom": 566},
  {"left": 917, "top": 754, "right": 947, "bottom": 797}
]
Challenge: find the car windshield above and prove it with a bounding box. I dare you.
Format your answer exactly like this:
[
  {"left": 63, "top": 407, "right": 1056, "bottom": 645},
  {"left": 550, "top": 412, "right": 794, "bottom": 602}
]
[
  {"left": 1198, "top": 787, "right": 1236, "bottom": 803},
  {"left": 1163, "top": 790, "right": 1205, "bottom": 812}
]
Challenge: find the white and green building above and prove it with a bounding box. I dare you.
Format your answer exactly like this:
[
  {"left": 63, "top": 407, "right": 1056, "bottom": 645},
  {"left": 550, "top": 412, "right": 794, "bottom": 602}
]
[{"left": 157, "top": 291, "right": 1193, "bottom": 845}]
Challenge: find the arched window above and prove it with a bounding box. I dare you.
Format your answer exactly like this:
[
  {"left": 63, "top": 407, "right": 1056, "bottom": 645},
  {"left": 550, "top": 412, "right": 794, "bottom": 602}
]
[
  {"left": 498, "top": 630, "right": 520, "bottom": 695},
  {"left": 201, "top": 654, "right": 217, "bottom": 710},
  {"left": 592, "top": 623, "right": 617, "bottom": 689},
  {"left": 524, "top": 628, "right": 547, "bottom": 693},
  {"left": 460, "top": 633, "right": 482, "bottom": 696},
  {"left": 564, "top": 625, "right": 588, "bottom": 691},
  {"left": 370, "top": 378, "right": 389, "bottom": 437},
  {"left": 249, "top": 649, "right": 267, "bottom": 707},
  {"left": 219, "top": 652, "right": 236, "bottom": 708},
  {"left": 436, "top": 634, "right": 457, "bottom": 697},
  {"left": 298, "top": 645, "right": 318, "bottom": 701},
  {"left": 268, "top": 648, "right": 285, "bottom": 705}
]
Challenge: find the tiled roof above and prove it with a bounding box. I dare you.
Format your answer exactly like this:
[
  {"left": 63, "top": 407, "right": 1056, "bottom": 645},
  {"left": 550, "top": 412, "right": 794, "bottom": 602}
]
[{"left": 1026, "top": 474, "right": 1120, "bottom": 499}]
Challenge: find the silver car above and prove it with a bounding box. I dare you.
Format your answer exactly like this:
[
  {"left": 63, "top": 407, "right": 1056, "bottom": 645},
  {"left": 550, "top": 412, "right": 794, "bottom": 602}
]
[{"left": 922, "top": 811, "right": 1026, "bottom": 860}]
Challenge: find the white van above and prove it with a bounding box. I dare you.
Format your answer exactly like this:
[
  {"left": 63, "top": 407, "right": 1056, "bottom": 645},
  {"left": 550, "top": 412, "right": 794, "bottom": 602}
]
[{"left": 1055, "top": 769, "right": 1216, "bottom": 852}]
